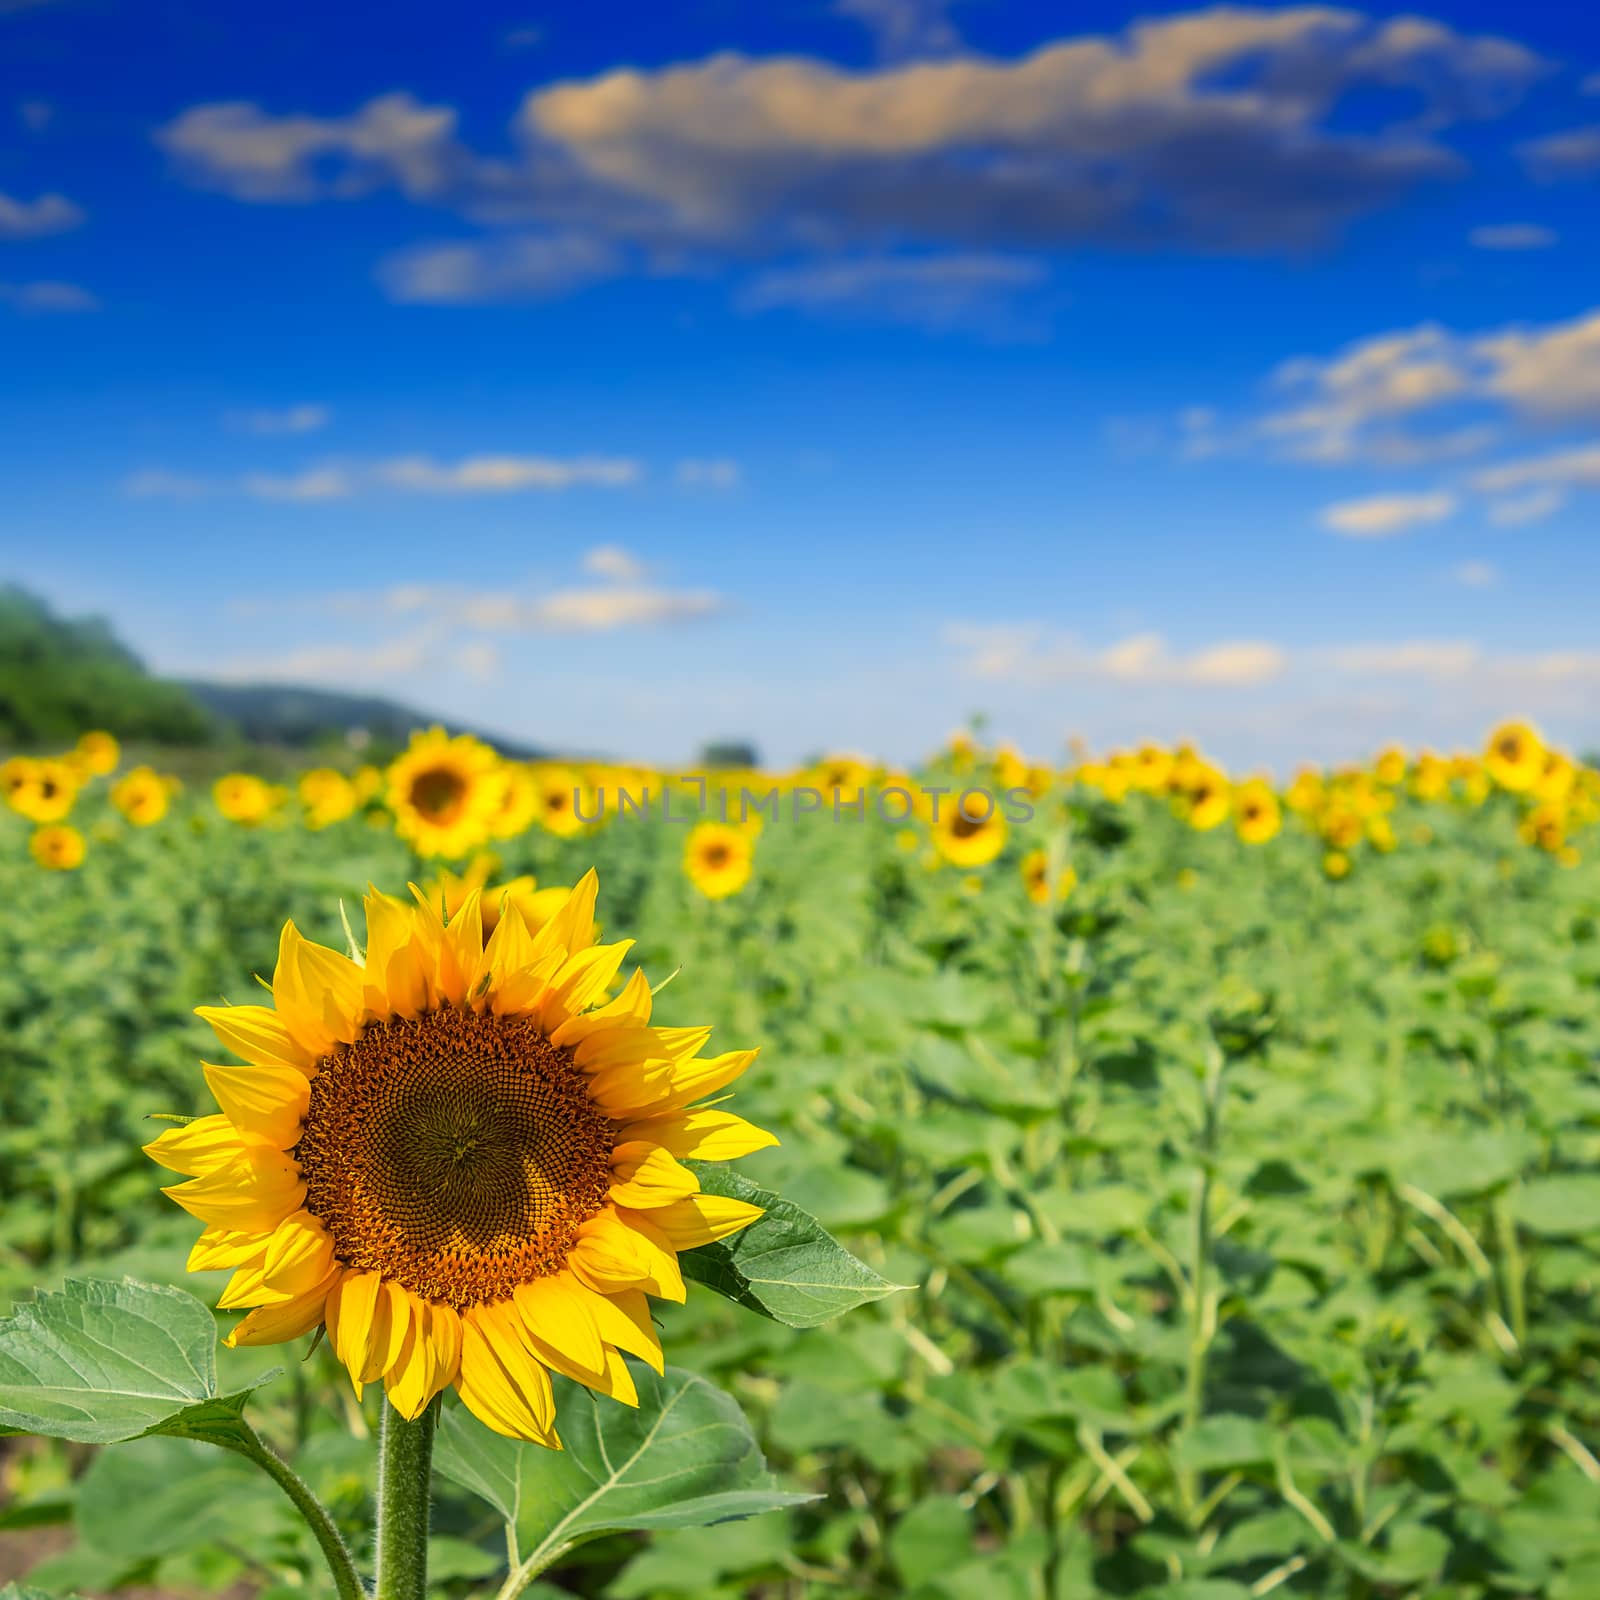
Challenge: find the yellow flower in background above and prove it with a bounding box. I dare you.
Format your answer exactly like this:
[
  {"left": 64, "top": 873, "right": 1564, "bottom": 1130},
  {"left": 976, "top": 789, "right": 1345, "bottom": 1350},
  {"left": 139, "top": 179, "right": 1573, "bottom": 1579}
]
[
  {"left": 1374, "top": 746, "right": 1406, "bottom": 786},
  {"left": 1485, "top": 721, "right": 1545, "bottom": 793},
  {"left": 1318, "top": 801, "right": 1363, "bottom": 851},
  {"left": 894, "top": 828, "right": 921, "bottom": 854},
  {"left": 30, "top": 823, "right": 86, "bottom": 870},
  {"left": 1534, "top": 752, "right": 1577, "bottom": 805},
  {"left": 74, "top": 729, "right": 120, "bottom": 776},
  {"left": 534, "top": 765, "right": 592, "bottom": 840},
  {"left": 1234, "top": 781, "right": 1281, "bottom": 845},
  {"left": 1132, "top": 745, "right": 1174, "bottom": 793},
  {"left": 1021, "top": 849, "right": 1076, "bottom": 905},
  {"left": 931, "top": 794, "right": 1007, "bottom": 866},
  {"left": 1367, "top": 815, "right": 1397, "bottom": 853},
  {"left": 214, "top": 773, "right": 279, "bottom": 826},
  {"left": 387, "top": 729, "right": 506, "bottom": 858},
  {"left": 352, "top": 764, "right": 385, "bottom": 802},
  {"left": 812, "top": 753, "right": 871, "bottom": 795},
  {"left": 112, "top": 766, "right": 170, "bottom": 827},
  {"left": 9, "top": 758, "right": 79, "bottom": 823},
  {"left": 684, "top": 821, "right": 753, "bottom": 899},
  {"left": 490, "top": 764, "right": 542, "bottom": 839},
  {"left": 1184, "top": 768, "right": 1230, "bottom": 832},
  {"left": 148, "top": 871, "right": 772, "bottom": 1445},
  {"left": 1285, "top": 767, "right": 1324, "bottom": 815},
  {"left": 1520, "top": 803, "right": 1567, "bottom": 854},
  {"left": 1323, "top": 849, "right": 1351, "bottom": 880},
  {"left": 1176, "top": 867, "right": 1199, "bottom": 891},
  {"left": 298, "top": 769, "right": 358, "bottom": 831},
  {"left": 424, "top": 855, "right": 571, "bottom": 936}
]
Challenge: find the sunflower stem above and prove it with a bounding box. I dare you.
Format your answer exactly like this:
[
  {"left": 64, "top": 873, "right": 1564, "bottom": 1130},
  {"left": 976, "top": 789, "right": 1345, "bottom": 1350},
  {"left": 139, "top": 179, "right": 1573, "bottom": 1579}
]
[{"left": 375, "top": 1395, "right": 439, "bottom": 1600}]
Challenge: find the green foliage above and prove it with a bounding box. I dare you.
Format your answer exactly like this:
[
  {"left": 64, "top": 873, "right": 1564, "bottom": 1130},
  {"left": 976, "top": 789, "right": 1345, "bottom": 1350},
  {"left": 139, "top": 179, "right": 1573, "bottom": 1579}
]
[{"left": 0, "top": 586, "right": 212, "bottom": 744}]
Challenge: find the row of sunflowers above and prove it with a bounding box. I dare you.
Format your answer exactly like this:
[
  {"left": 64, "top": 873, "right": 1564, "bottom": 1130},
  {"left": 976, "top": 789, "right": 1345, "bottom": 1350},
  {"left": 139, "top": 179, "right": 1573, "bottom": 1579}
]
[{"left": 3, "top": 720, "right": 1594, "bottom": 890}]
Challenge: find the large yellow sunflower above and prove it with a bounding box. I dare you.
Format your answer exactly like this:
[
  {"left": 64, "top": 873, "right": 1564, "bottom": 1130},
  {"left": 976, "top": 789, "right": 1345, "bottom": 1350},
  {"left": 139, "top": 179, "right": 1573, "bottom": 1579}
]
[
  {"left": 387, "top": 729, "right": 507, "bottom": 858},
  {"left": 147, "top": 871, "right": 773, "bottom": 1445},
  {"left": 8, "top": 758, "right": 78, "bottom": 823},
  {"left": 1485, "top": 721, "right": 1545, "bottom": 793}
]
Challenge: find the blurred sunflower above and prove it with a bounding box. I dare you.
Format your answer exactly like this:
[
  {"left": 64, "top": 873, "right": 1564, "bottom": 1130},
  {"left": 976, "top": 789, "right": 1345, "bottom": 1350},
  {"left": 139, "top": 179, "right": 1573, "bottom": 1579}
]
[
  {"left": 214, "top": 773, "right": 279, "bottom": 826},
  {"left": 31, "top": 823, "right": 85, "bottom": 870},
  {"left": 1233, "top": 781, "right": 1281, "bottom": 845},
  {"left": 1021, "top": 848, "right": 1076, "bottom": 905},
  {"left": 298, "top": 769, "right": 358, "bottom": 831},
  {"left": 112, "top": 766, "right": 170, "bottom": 827},
  {"left": 491, "top": 764, "right": 542, "bottom": 839},
  {"left": 388, "top": 730, "right": 506, "bottom": 858},
  {"left": 931, "top": 795, "right": 1007, "bottom": 866},
  {"left": 148, "top": 871, "right": 773, "bottom": 1445},
  {"left": 1485, "top": 721, "right": 1545, "bottom": 793},
  {"left": 1519, "top": 802, "right": 1567, "bottom": 854},
  {"left": 684, "top": 821, "right": 753, "bottom": 899},
  {"left": 9, "top": 758, "right": 78, "bottom": 823},
  {"left": 74, "top": 729, "right": 120, "bottom": 776},
  {"left": 1323, "top": 850, "right": 1351, "bottom": 880},
  {"left": 1184, "top": 768, "right": 1230, "bottom": 832},
  {"left": 1, "top": 757, "right": 36, "bottom": 806},
  {"left": 534, "top": 765, "right": 592, "bottom": 840}
]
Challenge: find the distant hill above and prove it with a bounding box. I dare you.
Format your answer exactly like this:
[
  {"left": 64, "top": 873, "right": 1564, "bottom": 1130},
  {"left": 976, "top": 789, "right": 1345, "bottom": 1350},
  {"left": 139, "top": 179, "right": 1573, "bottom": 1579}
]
[
  {"left": 182, "top": 681, "right": 544, "bottom": 758},
  {"left": 0, "top": 585, "right": 213, "bottom": 744}
]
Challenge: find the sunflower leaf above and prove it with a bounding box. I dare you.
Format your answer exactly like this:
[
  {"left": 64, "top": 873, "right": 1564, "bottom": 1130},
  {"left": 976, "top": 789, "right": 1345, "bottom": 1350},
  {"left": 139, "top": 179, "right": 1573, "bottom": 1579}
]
[
  {"left": 435, "top": 1364, "right": 813, "bottom": 1569},
  {"left": 680, "top": 1164, "right": 905, "bottom": 1328},
  {"left": 0, "top": 1277, "right": 275, "bottom": 1446}
]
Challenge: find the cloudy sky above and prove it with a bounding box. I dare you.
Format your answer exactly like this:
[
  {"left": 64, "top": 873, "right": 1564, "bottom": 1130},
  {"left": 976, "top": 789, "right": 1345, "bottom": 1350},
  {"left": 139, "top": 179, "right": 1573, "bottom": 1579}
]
[{"left": 5, "top": 0, "right": 1600, "bottom": 768}]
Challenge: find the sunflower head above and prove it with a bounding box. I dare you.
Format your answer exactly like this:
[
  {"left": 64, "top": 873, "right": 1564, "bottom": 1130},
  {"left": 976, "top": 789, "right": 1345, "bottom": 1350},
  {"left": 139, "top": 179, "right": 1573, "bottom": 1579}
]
[
  {"left": 1021, "top": 848, "right": 1075, "bottom": 905},
  {"left": 533, "top": 765, "right": 592, "bottom": 840},
  {"left": 75, "top": 729, "right": 121, "bottom": 776},
  {"left": 932, "top": 794, "right": 1007, "bottom": 866},
  {"left": 1234, "top": 781, "right": 1281, "bottom": 845},
  {"left": 1184, "top": 770, "right": 1231, "bottom": 832},
  {"left": 147, "top": 870, "right": 775, "bottom": 1445},
  {"left": 31, "top": 823, "right": 86, "bottom": 870},
  {"left": 112, "top": 766, "right": 170, "bottom": 827},
  {"left": 684, "top": 822, "right": 753, "bottom": 900},
  {"left": 388, "top": 730, "right": 508, "bottom": 859},
  {"left": 214, "top": 773, "right": 280, "bottom": 826},
  {"left": 298, "top": 768, "right": 358, "bottom": 830},
  {"left": 9, "top": 758, "right": 79, "bottom": 823},
  {"left": 1485, "top": 721, "right": 1545, "bottom": 792}
]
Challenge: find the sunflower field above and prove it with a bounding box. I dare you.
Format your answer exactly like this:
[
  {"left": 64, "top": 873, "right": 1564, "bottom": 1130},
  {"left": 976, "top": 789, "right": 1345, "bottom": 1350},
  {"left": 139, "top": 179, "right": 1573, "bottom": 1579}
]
[{"left": 3, "top": 722, "right": 1600, "bottom": 1600}]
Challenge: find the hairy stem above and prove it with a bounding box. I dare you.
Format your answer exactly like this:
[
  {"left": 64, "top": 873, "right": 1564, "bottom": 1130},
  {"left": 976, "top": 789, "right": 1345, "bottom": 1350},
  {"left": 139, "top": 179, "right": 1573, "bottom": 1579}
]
[{"left": 375, "top": 1396, "right": 439, "bottom": 1600}]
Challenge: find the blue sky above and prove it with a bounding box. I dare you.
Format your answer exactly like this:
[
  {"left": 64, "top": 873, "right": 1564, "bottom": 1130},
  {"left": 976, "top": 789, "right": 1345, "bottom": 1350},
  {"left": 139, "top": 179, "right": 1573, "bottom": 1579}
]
[{"left": 4, "top": 0, "right": 1600, "bottom": 769}]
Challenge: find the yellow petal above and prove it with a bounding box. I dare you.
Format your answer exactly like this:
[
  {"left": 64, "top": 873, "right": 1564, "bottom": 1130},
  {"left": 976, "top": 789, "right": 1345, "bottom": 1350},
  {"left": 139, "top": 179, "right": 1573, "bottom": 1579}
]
[
  {"left": 639, "top": 1194, "right": 765, "bottom": 1250},
  {"left": 385, "top": 1297, "right": 461, "bottom": 1420},
  {"left": 457, "top": 1304, "right": 560, "bottom": 1445},
  {"left": 194, "top": 1004, "right": 317, "bottom": 1074},
  {"left": 217, "top": 1254, "right": 274, "bottom": 1309},
  {"left": 607, "top": 1144, "right": 700, "bottom": 1210},
  {"left": 582, "top": 1284, "right": 664, "bottom": 1375},
  {"left": 260, "top": 1210, "right": 336, "bottom": 1301},
  {"left": 202, "top": 1062, "right": 309, "bottom": 1149},
  {"left": 144, "top": 1114, "right": 248, "bottom": 1177},
  {"left": 273, "top": 921, "right": 364, "bottom": 1054},
  {"left": 513, "top": 1272, "right": 603, "bottom": 1374},
  {"left": 187, "top": 1224, "right": 269, "bottom": 1272},
  {"left": 570, "top": 1208, "right": 685, "bottom": 1303},
  {"left": 363, "top": 1280, "right": 414, "bottom": 1385},
  {"left": 223, "top": 1266, "right": 337, "bottom": 1347},
  {"left": 163, "top": 1147, "right": 305, "bottom": 1231},
  {"left": 326, "top": 1270, "right": 382, "bottom": 1393},
  {"left": 363, "top": 889, "right": 427, "bottom": 1018},
  {"left": 541, "top": 940, "right": 635, "bottom": 1024},
  {"left": 440, "top": 888, "right": 485, "bottom": 1006},
  {"left": 528, "top": 868, "right": 599, "bottom": 961},
  {"left": 649, "top": 1049, "right": 761, "bottom": 1116},
  {"left": 548, "top": 969, "right": 653, "bottom": 1048},
  {"left": 615, "top": 1108, "right": 779, "bottom": 1162}
]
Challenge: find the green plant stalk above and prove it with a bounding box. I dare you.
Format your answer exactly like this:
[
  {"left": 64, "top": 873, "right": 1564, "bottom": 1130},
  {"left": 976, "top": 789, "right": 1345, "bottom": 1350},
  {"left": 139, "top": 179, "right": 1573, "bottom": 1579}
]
[
  {"left": 375, "top": 1395, "right": 440, "bottom": 1600},
  {"left": 1178, "top": 1044, "right": 1225, "bottom": 1523},
  {"left": 215, "top": 1423, "right": 363, "bottom": 1600}
]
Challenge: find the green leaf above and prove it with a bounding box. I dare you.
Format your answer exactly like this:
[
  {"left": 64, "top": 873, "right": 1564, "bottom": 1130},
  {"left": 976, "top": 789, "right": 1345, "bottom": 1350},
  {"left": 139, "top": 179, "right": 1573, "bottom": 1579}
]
[
  {"left": 0, "top": 1277, "right": 276, "bottom": 1446},
  {"left": 888, "top": 1495, "right": 975, "bottom": 1588},
  {"left": 1172, "top": 1415, "right": 1275, "bottom": 1472},
  {"left": 435, "top": 1363, "right": 814, "bottom": 1574},
  {"left": 1512, "top": 1175, "right": 1600, "bottom": 1236},
  {"left": 679, "top": 1165, "right": 904, "bottom": 1328}
]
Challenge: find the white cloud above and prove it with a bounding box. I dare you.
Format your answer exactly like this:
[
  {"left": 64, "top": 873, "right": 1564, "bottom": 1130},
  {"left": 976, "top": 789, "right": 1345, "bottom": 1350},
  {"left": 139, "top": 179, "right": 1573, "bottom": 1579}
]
[
  {"left": 242, "top": 467, "right": 354, "bottom": 502},
  {"left": 582, "top": 544, "right": 648, "bottom": 581},
  {"left": 675, "top": 458, "right": 740, "bottom": 490},
  {"left": 1521, "top": 124, "right": 1600, "bottom": 178},
  {"left": 379, "top": 232, "right": 622, "bottom": 304},
  {"left": 522, "top": 586, "right": 724, "bottom": 630},
  {"left": 944, "top": 624, "right": 1286, "bottom": 686},
  {"left": 1451, "top": 560, "right": 1498, "bottom": 587},
  {"left": 1468, "top": 222, "right": 1557, "bottom": 250},
  {"left": 740, "top": 253, "right": 1047, "bottom": 332},
  {"left": 122, "top": 468, "right": 210, "bottom": 499},
  {"left": 215, "top": 637, "right": 434, "bottom": 682},
  {"left": 836, "top": 0, "right": 962, "bottom": 60},
  {"left": 371, "top": 454, "right": 639, "bottom": 493},
  {"left": 228, "top": 403, "right": 331, "bottom": 435},
  {"left": 1320, "top": 490, "right": 1456, "bottom": 536},
  {"left": 0, "top": 190, "right": 83, "bottom": 239},
  {"left": 1472, "top": 444, "right": 1600, "bottom": 493},
  {"left": 0, "top": 279, "right": 97, "bottom": 313},
  {"left": 1324, "top": 640, "right": 1600, "bottom": 687},
  {"left": 1485, "top": 486, "right": 1566, "bottom": 525}
]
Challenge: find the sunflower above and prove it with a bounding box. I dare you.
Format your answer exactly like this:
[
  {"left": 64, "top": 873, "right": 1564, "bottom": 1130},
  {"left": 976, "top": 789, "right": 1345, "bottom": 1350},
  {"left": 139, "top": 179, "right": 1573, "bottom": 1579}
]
[
  {"left": 1519, "top": 802, "right": 1567, "bottom": 854},
  {"left": 1234, "top": 781, "right": 1281, "bottom": 845},
  {"left": 1183, "top": 768, "right": 1230, "bottom": 832},
  {"left": 1485, "top": 721, "right": 1545, "bottom": 793},
  {"left": 533, "top": 765, "right": 592, "bottom": 840},
  {"left": 299, "top": 769, "right": 358, "bottom": 831},
  {"left": 147, "top": 871, "right": 773, "bottom": 1445},
  {"left": 31, "top": 823, "right": 86, "bottom": 870},
  {"left": 1374, "top": 747, "right": 1406, "bottom": 786},
  {"left": 8, "top": 758, "right": 78, "bottom": 823},
  {"left": 1322, "top": 849, "right": 1351, "bottom": 880},
  {"left": 75, "top": 729, "right": 121, "bottom": 776},
  {"left": 388, "top": 730, "right": 507, "bottom": 858},
  {"left": 931, "top": 794, "right": 1007, "bottom": 866},
  {"left": 684, "top": 822, "right": 753, "bottom": 899},
  {"left": 491, "top": 764, "right": 542, "bottom": 839},
  {"left": 112, "top": 766, "right": 170, "bottom": 827},
  {"left": 1021, "top": 849, "right": 1076, "bottom": 905},
  {"left": 214, "top": 773, "right": 280, "bottom": 826}
]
